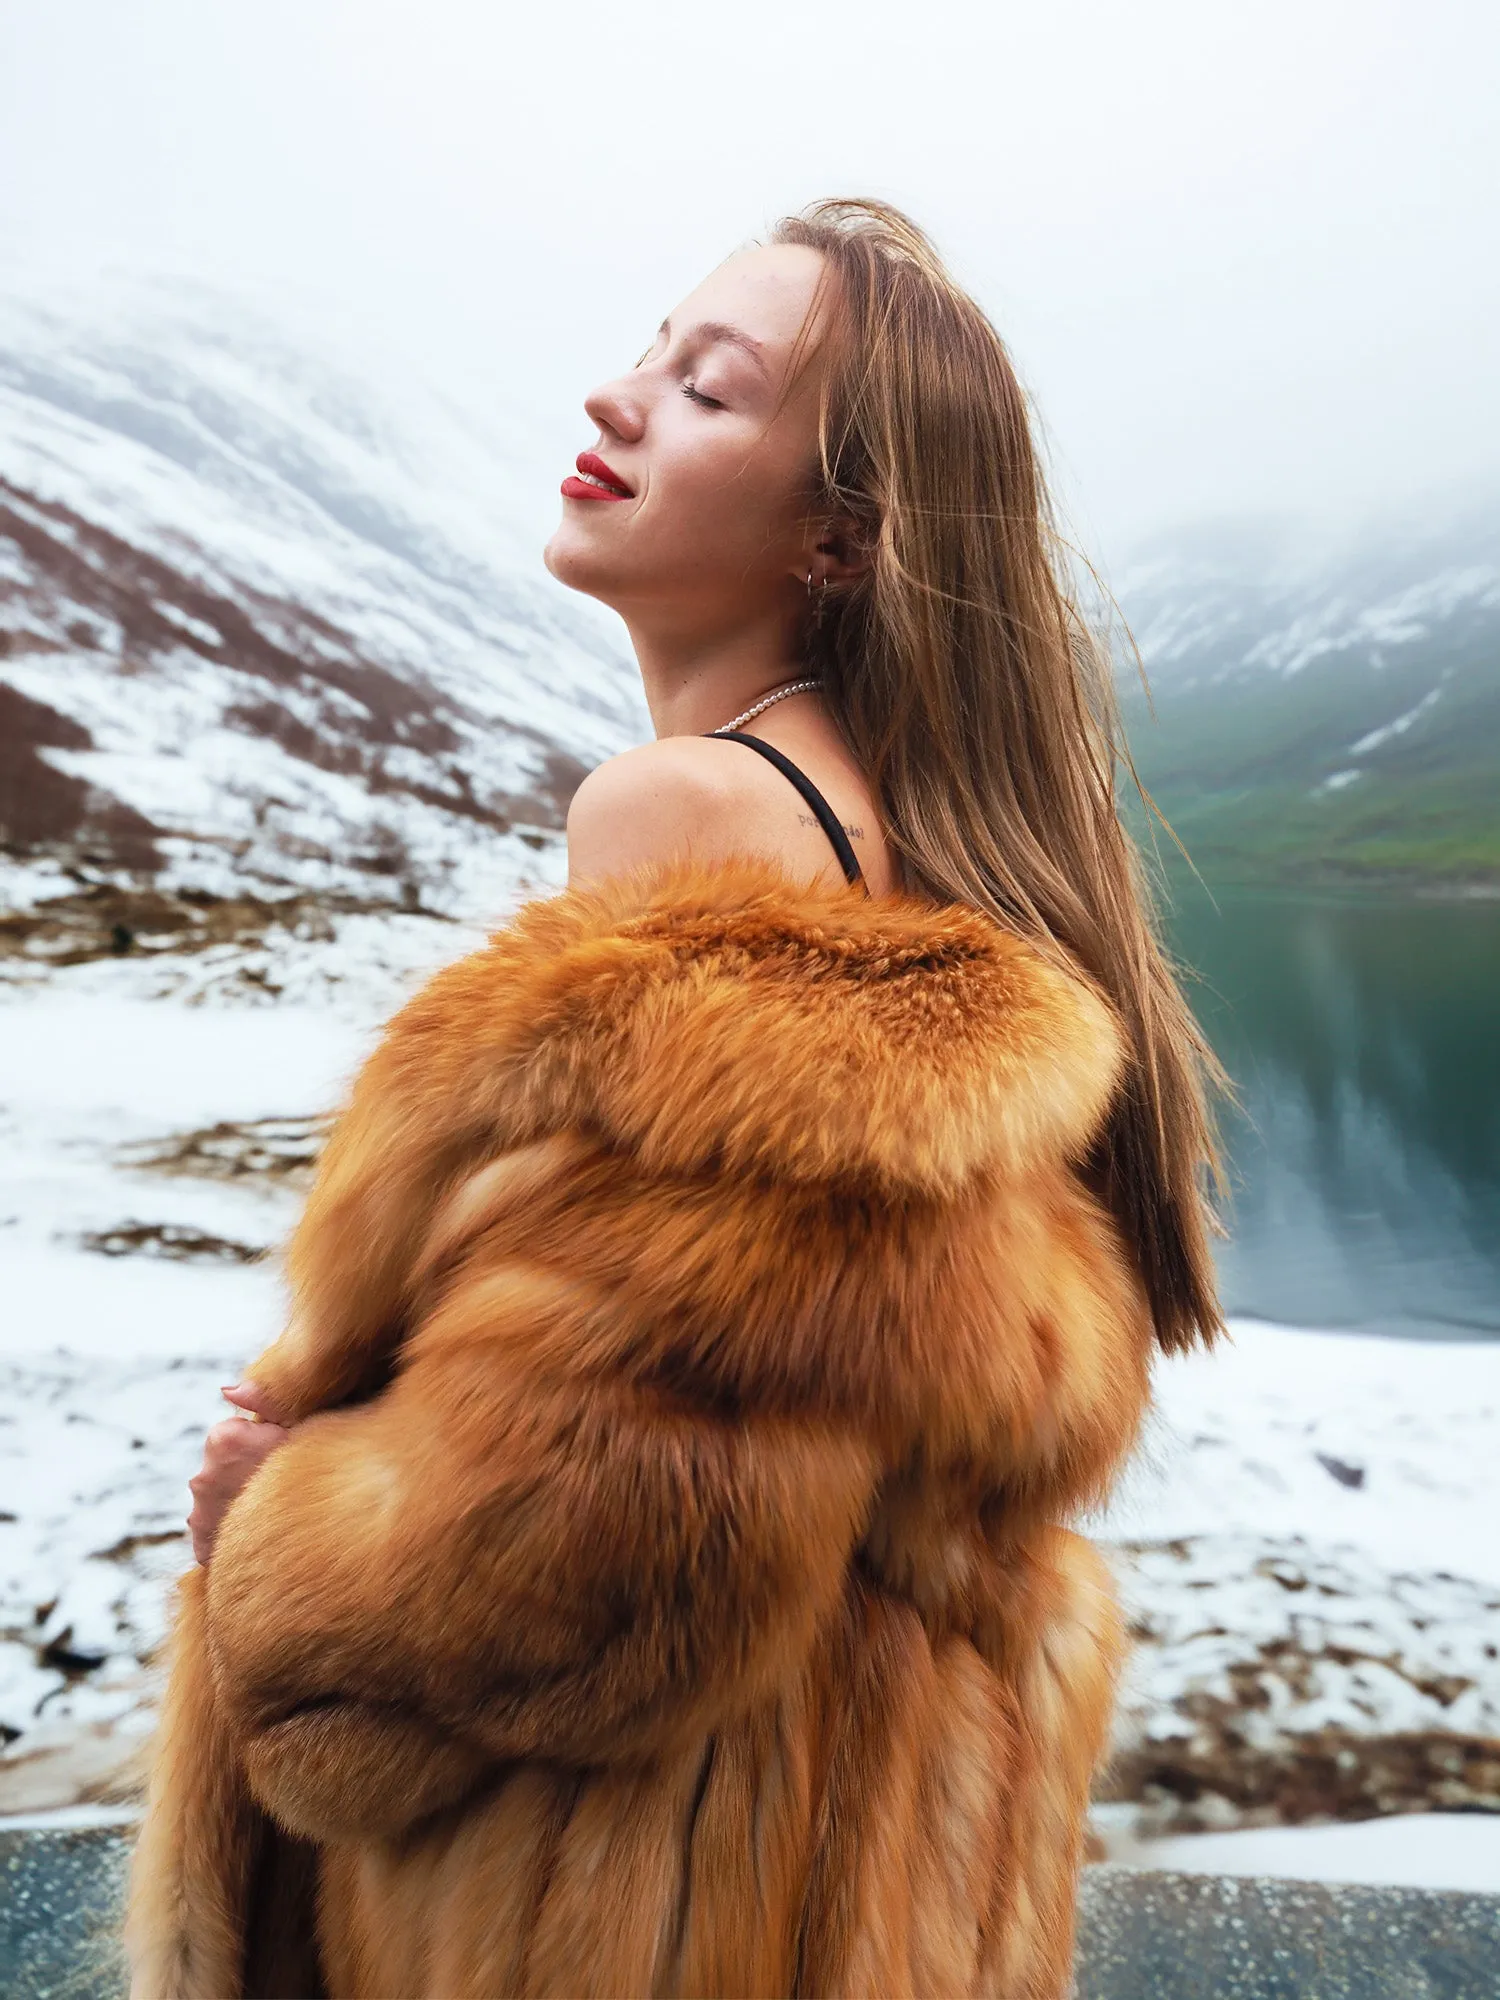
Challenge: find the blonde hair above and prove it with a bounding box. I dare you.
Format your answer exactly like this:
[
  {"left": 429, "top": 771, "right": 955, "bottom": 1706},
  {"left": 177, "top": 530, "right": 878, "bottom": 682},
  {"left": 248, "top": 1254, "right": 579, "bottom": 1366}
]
[{"left": 775, "top": 197, "right": 1225, "bottom": 1352}]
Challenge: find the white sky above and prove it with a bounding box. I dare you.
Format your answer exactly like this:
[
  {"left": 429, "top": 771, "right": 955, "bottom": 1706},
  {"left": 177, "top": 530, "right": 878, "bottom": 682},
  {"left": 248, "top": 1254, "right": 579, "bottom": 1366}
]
[{"left": 0, "top": 0, "right": 1495, "bottom": 559}]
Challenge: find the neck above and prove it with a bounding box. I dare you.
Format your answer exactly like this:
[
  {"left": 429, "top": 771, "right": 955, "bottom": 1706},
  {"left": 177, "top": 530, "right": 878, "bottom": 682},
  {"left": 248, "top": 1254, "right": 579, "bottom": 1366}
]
[{"left": 624, "top": 599, "right": 811, "bottom": 738}]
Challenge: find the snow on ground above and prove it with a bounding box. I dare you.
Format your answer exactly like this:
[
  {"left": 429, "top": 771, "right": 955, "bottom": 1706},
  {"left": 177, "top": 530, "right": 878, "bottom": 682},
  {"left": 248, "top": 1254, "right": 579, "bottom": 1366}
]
[
  {"left": 0, "top": 911, "right": 485, "bottom": 1810},
  {"left": 1102, "top": 1812, "right": 1500, "bottom": 1893},
  {"left": 1100, "top": 1322, "right": 1500, "bottom": 1586},
  {"left": 1094, "top": 1327, "right": 1500, "bottom": 1836},
  {"left": 0, "top": 923, "right": 1497, "bottom": 1873}
]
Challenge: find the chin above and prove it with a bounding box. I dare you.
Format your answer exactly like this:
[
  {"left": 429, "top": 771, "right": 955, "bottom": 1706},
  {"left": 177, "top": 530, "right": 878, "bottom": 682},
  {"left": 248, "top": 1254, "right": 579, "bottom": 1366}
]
[
  {"left": 544, "top": 518, "right": 596, "bottom": 587},
  {"left": 544, "top": 521, "right": 626, "bottom": 607}
]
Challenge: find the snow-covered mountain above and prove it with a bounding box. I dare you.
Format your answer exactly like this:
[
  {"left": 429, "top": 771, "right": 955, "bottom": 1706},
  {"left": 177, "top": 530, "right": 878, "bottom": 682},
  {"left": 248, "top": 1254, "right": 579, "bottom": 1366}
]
[
  {"left": 1119, "top": 510, "right": 1499, "bottom": 686},
  {"left": 0, "top": 276, "right": 646, "bottom": 961},
  {"left": 1113, "top": 509, "right": 1500, "bottom": 885}
]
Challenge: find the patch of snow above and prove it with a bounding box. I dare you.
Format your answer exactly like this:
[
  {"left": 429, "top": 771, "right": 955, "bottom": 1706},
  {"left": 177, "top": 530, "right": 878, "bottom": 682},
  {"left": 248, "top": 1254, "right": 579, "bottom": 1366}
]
[
  {"left": 153, "top": 602, "right": 222, "bottom": 648},
  {"left": 1101, "top": 1811, "right": 1500, "bottom": 1892},
  {"left": 0, "top": 1803, "right": 141, "bottom": 1831},
  {"left": 1348, "top": 686, "right": 1444, "bottom": 757},
  {"left": 1097, "top": 1321, "right": 1500, "bottom": 1587},
  {"left": 0, "top": 989, "right": 368, "bottom": 1128},
  {"left": 1241, "top": 568, "right": 1500, "bottom": 676},
  {"left": 1316, "top": 768, "right": 1363, "bottom": 793}
]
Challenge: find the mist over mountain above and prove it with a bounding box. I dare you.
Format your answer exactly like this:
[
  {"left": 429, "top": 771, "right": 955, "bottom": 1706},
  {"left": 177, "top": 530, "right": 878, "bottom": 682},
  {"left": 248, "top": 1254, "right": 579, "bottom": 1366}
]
[
  {"left": 1115, "top": 508, "right": 1500, "bottom": 887},
  {"left": 0, "top": 278, "right": 645, "bottom": 966}
]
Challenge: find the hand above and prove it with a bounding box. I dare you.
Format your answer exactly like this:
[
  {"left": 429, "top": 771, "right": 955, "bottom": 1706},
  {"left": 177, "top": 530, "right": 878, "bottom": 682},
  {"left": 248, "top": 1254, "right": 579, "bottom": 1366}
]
[{"left": 188, "top": 1381, "right": 291, "bottom": 1565}]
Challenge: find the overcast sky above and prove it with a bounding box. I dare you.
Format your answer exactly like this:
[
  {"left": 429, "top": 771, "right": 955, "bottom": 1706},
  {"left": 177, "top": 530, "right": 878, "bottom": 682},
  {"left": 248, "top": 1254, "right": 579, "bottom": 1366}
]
[{"left": 1, "top": 0, "right": 1494, "bottom": 560}]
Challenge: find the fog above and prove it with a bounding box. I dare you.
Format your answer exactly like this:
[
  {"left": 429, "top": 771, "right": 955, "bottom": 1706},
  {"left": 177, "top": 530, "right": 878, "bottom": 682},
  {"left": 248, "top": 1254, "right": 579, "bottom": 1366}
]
[{"left": 1, "top": 0, "right": 1494, "bottom": 558}]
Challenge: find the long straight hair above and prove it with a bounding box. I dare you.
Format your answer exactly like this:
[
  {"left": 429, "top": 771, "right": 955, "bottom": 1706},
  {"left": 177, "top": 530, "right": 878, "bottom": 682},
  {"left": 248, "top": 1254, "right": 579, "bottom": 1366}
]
[{"left": 775, "top": 198, "right": 1225, "bottom": 1353}]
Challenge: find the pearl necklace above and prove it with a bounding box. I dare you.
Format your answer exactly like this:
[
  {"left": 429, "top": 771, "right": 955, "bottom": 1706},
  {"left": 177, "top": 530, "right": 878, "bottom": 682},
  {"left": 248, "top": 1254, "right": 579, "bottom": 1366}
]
[{"left": 710, "top": 678, "right": 823, "bottom": 735}]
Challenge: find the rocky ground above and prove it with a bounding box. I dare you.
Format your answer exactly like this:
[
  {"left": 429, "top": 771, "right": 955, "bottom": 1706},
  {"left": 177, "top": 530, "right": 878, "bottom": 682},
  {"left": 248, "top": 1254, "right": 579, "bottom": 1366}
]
[{"left": 1095, "top": 1317, "right": 1500, "bottom": 1837}]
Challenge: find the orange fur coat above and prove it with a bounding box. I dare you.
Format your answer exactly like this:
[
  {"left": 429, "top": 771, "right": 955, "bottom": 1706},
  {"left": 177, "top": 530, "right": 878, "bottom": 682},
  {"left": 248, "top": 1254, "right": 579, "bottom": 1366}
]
[{"left": 126, "top": 862, "right": 1153, "bottom": 1999}]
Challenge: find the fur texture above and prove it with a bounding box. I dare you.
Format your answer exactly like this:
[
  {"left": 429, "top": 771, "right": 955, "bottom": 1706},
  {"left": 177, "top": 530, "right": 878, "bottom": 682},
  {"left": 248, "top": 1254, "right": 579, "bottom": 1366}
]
[{"left": 126, "top": 861, "right": 1153, "bottom": 1998}]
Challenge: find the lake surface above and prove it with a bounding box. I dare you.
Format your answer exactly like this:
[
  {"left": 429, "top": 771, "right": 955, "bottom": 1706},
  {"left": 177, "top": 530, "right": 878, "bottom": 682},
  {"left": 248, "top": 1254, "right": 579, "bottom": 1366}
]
[{"left": 1164, "top": 887, "right": 1500, "bottom": 1340}]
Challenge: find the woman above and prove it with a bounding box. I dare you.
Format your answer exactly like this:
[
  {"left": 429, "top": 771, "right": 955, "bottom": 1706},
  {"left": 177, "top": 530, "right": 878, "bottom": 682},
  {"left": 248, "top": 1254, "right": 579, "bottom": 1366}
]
[{"left": 127, "top": 199, "right": 1222, "bottom": 1999}]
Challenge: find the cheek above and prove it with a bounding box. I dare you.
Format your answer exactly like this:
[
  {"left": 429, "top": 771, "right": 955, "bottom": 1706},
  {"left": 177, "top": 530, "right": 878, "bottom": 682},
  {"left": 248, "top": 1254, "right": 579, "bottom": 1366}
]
[{"left": 649, "top": 423, "right": 800, "bottom": 568}]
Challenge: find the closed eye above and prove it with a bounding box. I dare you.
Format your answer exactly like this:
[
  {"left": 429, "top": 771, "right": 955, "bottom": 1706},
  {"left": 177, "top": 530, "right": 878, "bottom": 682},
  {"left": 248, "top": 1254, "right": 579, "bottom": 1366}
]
[{"left": 683, "top": 381, "right": 724, "bottom": 410}]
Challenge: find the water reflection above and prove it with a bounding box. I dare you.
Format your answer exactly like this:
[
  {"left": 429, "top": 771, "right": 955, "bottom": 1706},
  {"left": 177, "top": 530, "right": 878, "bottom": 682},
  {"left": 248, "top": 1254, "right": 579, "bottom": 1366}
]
[{"left": 1165, "top": 889, "right": 1500, "bottom": 1339}]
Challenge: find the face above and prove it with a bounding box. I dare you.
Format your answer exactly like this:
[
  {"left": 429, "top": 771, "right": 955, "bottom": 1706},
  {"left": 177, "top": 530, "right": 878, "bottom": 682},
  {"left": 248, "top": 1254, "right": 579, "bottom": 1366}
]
[{"left": 544, "top": 244, "right": 830, "bottom": 632}]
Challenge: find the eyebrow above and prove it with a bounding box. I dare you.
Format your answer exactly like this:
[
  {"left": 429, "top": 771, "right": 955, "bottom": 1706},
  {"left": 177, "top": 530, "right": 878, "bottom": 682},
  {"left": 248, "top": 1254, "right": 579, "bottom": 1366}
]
[{"left": 659, "top": 317, "right": 769, "bottom": 375}]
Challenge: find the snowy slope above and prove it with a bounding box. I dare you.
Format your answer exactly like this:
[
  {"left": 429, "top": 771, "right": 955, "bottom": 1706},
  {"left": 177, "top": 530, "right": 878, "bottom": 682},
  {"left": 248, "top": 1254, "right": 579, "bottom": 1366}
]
[
  {"left": 1118, "top": 510, "right": 1500, "bottom": 691},
  {"left": 0, "top": 274, "right": 646, "bottom": 952}
]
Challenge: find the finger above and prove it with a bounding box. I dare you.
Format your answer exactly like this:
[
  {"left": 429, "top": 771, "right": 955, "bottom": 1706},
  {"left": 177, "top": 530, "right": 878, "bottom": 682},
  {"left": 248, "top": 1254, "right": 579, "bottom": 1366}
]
[
  {"left": 221, "top": 1379, "right": 285, "bottom": 1423},
  {"left": 202, "top": 1417, "right": 248, "bottom": 1463},
  {"left": 210, "top": 1426, "right": 285, "bottom": 1475},
  {"left": 240, "top": 1422, "right": 291, "bottom": 1460}
]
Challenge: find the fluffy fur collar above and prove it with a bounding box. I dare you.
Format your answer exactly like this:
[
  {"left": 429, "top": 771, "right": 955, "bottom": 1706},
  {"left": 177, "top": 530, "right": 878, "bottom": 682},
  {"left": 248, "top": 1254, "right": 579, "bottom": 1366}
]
[
  {"left": 254, "top": 861, "right": 1128, "bottom": 1422},
  {"left": 416, "top": 860, "right": 1119, "bottom": 1191}
]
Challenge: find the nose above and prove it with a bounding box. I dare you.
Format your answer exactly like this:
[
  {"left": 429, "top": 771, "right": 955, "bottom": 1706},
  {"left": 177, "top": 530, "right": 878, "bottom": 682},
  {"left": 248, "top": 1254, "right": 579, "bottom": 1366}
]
[{"left": 584, "top": 371, "right": 646, "bottom": 445}]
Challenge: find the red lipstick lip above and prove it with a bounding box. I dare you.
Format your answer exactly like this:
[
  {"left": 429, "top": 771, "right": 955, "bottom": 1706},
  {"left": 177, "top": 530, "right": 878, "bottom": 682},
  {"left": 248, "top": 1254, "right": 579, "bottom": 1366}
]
[{"left": 561, "top": 450, "right": 634, "bottom": 502}]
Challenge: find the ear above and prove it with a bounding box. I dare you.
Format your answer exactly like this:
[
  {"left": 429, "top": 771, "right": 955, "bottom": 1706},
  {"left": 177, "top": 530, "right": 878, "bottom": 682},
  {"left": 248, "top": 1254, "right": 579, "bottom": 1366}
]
[{"left": 801, "top": 515, "right": 871, "bottom": 590}]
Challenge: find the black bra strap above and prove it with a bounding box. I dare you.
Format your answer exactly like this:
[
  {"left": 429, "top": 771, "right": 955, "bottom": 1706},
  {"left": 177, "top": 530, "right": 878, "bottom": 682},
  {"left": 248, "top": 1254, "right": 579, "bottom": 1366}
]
[{"left": 707, "top": 730, "right": 866, "bottom": 890}]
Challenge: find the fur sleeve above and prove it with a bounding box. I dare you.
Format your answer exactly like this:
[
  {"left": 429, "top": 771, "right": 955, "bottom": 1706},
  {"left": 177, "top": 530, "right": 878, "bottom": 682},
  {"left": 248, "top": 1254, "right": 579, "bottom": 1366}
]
[
  {"left": 125, "top": 1568, "right": 262, "bottom": 1999},
  {"left": 204, "top": 1261, "right": 879, "bottom": 1844}
]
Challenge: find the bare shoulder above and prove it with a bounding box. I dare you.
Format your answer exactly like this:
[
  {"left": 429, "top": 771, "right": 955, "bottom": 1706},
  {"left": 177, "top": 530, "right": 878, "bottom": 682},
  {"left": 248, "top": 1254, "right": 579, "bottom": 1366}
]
[{"left": 566, "top": 736, "right": 771, "bottom": 888}]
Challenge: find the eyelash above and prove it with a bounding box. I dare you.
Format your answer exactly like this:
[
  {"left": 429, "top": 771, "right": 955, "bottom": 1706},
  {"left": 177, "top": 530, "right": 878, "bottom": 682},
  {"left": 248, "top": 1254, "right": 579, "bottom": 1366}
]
[{"left": 632, "top": 341, "right": 724, "bottom": 409}]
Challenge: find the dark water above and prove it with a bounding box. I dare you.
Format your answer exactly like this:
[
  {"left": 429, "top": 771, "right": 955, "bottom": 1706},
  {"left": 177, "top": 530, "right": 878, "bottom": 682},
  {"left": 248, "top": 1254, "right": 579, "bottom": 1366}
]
[{"left": 1165, "top": 888, "right": 1500, "bottom": 1340}]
